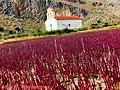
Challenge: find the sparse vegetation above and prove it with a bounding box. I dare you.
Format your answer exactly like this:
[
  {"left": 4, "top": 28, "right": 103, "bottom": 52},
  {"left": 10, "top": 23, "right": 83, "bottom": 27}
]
[
  {"left": 76, "top": 26, "right": 88, "bottom": 31},
  {"left": 32, "top": 27, "right": 42, "bottom": 36}
]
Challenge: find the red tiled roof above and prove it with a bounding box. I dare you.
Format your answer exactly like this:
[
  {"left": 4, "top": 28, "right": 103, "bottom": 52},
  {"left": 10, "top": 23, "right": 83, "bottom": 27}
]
[{"left": 55, "top": 16, "right": 82, "bottom": 20}]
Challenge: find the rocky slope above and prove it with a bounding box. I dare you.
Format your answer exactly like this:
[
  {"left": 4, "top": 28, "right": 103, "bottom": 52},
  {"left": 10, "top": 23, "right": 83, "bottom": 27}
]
[
  {"left": 0, "top": 0, "right": 90, "bottom": 22},
  {"left": 0, "top": 0, "right": 101, "bottom": 19},
  {"left": 0, "top": 0, "right": 47, "bottom": 23},
  {"left": 0, "top": 0, "right": 120, "bottom": 29},
  {"left": 64, "top": 0, "right": 120, "bottom": 27}
]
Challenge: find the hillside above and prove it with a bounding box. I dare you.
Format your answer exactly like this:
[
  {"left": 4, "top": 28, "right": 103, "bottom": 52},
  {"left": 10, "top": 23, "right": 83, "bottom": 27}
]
[
  {"left": 0, "top": 14, "right": 45, "bottom": 31},
  {"left": 53, "top": 0, "right": 104, "bottom": 12},
  {"left": 0, "top": 0, "right": 120, "bottom": 30},
  {"left": 51, "top": 0, "right": 120, "bottom": 28},
  {"left": 0, "top": 0, "right": 47, "bottom": 23}
]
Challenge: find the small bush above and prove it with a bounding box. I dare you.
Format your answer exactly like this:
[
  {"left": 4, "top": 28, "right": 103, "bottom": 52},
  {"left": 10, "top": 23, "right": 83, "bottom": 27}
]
[
  {"left": 98, "top": 3, "right": 102, "bottom": 6},
  {"left": 44, "top": 28, "right": 76, "bottom": 35},
  {"left": 9, "top": 30, "right": 16, "bottom": 34},
  {"left": 103, "top": 22, "right": 109, "bottom": 27},
  {"left": 58, "top": 2, "right": 63, "bottom": 7},
  {"left": 0, "top": 27, "right": 4, "bottom": 32},
  {"left": 76, "top": 27, "right": 87, "bottom": 31},
  {"left": 44, "top": 30, "right": 56, "bottom": 35},
  {"left": 78, "top": 27, "right": 88, "bottom": 31},
  {"left": 82, "top": 27, "right": 88, "bottom": 30},
  {"left": 55, "top": 30, "right": 63, "bottom": 34},
  {"left": 61, "top": 28, "right": 75, "bottom": 33},
  {"left": 90, "top": 23, "right": 98, "bottom": 29},
  {"left": 79, "top": 28, "right": 84, "bottom": 31},
  {"left": 17, "top": 33, "right": 28, "bottom": 37},
  {"left": 32, "top": 27, "right": 41, "bottom": 36},
  {"left": 92, "top": 2, "right": 97, "bottom": 6},
  {"left": 4, "top": 34, "right": 16, "bottom": 39},
  {"left": 96, "top": 26, "right": 101, "bottom": 28},
  {"left": 114, "top": 24, "right": 117, "bottom": 26}
]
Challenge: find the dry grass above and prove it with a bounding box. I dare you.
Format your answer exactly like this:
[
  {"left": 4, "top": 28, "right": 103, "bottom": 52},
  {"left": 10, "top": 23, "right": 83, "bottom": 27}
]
[
  {"left": 0, "top": 36, "right": 42, "bottom": 44},
  {"left": 0, "top": 35, "right": 56, "bottom": 44},
  {"left": 0, "top": 25, "right": 120, "bottom": 44},
  {"left": 76, "top": 25, "right": 120, "bottom": 34},
  {"left": 0, "top": 14, "right": 45, "bottom": 31}
]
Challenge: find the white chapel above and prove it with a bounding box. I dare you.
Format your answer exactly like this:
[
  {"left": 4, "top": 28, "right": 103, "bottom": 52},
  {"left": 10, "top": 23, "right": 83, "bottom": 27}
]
[{"left": 45, "top": 7, "right": 83, "bottom": 31}]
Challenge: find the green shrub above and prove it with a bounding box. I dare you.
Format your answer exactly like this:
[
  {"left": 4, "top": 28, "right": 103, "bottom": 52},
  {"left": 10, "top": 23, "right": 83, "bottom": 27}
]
[
  {"left": 90, "top": 23, "right": 98, "bottom": 29},
  {"left": 96, "top": 26, "right": 101, "bottom": 29},
  {"left": 32, "top": 27, "right": 41, "bottom": 36},
  {"left": 44, "top": 30, "right": 56, "bottom": 35},
  {"left": 4, "top": 34, "right": 16, "bottom": 39},
  {"left": 61, "top": 28, "right": 69, "bottom": 33},
  {"left": 103, "top": 22, "right": 109, "bottom": 27},
  {"left": 76, "top": 27, "right": 88, "bottom": 31},
  {"left": 44, "top": 28, "right": 76, "bottom": 35},
  {"left": 9, "top": 30, "right": 16, "bottom": 34},
  {"left": 114, "top": 24, "right": 117, "bottom": 26},
  {"left": 57, "top": 30, "right": 62, "bottom": 34},
  {"left": 0, "top": 27, "right": 4, "bottom": 32},
  {"left": 82, "top": 27, "right": 88, "bottom": 30},
  {"left": 61, "top": 28, "right": 75, "bottom": 33},
  {"left": 108, "top": 24, "right": 112, "bottom": 26},
  {"left": 17, "top": 33, "right": 28, "bottom": 37},
  {"left": 78, "top": 28, "right": 84, "bottom": 31}
]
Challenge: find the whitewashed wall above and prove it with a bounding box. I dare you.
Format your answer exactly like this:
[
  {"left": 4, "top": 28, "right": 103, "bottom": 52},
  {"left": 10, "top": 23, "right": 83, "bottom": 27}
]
[
  {"left": 57, "top": 20, "right": 82, "bottom": 30},
  {"left": 45, "top": 18, "right": 57, "bottom": 31},
  {"left": 45, "top": 19, "right": 83, "bottom": 31}
]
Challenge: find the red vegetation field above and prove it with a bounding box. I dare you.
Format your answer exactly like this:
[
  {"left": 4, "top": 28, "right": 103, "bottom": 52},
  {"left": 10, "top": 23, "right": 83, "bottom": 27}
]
[{"left": 0, "top": 29, "right": 120, "bottom": 89}]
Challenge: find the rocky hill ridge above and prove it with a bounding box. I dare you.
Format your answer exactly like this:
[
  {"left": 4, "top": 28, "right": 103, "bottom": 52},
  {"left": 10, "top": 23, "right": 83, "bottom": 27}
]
[
  {"left": 0, "top": 0, "right": 120, "bottom": 30},
  {"left": 0, "top": 0, "right": 47, "bottom": 23}
]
